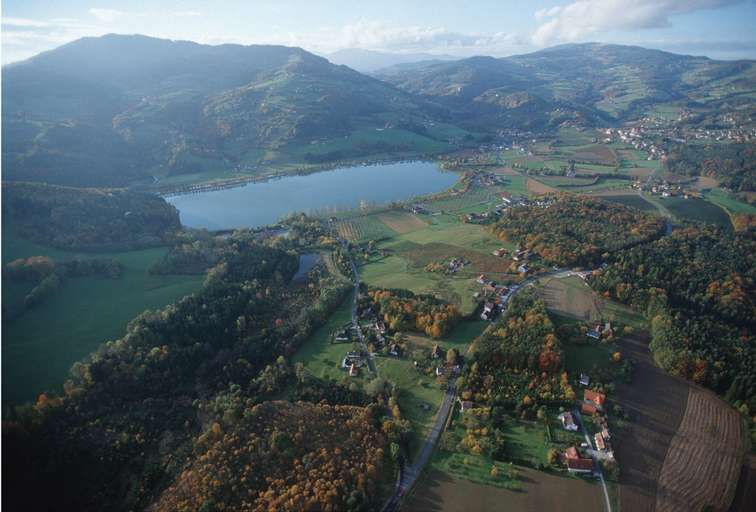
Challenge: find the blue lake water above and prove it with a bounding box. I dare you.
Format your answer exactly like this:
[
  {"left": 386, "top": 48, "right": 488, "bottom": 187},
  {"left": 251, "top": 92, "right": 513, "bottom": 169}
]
[{"left": 167, "top": 161, "right": 458, "bottom": 230}]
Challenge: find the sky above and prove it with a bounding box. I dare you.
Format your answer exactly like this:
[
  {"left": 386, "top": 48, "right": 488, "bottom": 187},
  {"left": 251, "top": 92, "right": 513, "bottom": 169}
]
[{"left": 3, "top": 0, "right": 756, "bottom": 64}]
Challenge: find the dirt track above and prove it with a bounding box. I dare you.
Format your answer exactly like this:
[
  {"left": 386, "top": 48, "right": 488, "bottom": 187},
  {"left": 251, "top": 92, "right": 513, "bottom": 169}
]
[{"left": 614, "top": 334, "right": 689, "bottom": 512}]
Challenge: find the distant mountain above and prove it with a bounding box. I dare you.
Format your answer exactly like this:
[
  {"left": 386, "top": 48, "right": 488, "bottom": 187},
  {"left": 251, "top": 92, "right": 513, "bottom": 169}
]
[
  {"left": 2, "top": 35, "right": 454, "bottom": 187},
  {"left": 324, "top": 48, "right": 457, "bottom": 73},
  {"left": 378, "top": 42, "right": 756, "bottom": 130}
]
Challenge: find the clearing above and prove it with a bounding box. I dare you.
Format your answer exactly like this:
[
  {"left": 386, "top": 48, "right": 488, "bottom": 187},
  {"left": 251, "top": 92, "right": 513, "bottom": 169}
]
[
  {"left": 377, "top": 211, "right": 427, "bottom": 234},
  {"left": 2, "top": 234, "right": 203, "bottom": 407}
]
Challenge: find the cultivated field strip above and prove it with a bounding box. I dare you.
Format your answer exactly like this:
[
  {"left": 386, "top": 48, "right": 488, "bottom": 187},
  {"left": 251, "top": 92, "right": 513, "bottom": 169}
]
[{"left": 656, "top": 387, "right": 741, "bottom": 512}]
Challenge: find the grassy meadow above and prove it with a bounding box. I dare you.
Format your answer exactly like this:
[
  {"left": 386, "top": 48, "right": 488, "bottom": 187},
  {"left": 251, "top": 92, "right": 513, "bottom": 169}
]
[{"left": 2, "top": 232, "right": 203, "bottom": 407}]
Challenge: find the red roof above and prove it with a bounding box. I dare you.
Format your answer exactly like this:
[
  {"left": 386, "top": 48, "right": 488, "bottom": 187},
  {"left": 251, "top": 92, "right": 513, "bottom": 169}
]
[
  {"left": 581, "top": 402, "right": 598, "bottom": 415},
  {"left": 568, "top": 458, "right": 594, "bottom": 471},
  {"left": 565, "top": 446, "right": 579, "bottom": 460},
  {"left": 584, "top": 389, "right": 606, "bottom": 406}
]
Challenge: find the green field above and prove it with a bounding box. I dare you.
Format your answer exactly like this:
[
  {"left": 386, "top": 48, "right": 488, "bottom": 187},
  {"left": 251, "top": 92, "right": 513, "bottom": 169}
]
[
  {"left": 2, "top": 234, "right": 203, "bottom": 407},
  {"left": 291, "top": 291, "right": 359, "bottom": 381},
  {"left": 663, "top": 197, "right": 732, "bottom": 228},
  {"left": 703, "top": 188, "right": 756, "bottom": 215}
]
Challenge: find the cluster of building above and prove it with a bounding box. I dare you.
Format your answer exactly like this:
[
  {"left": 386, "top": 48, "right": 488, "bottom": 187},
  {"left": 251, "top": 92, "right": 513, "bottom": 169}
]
[
  {"left": 429, "top": 343, "right": 461, "bottom": 378},
  {"left": 341, "top": 351, "right": 366, "bottom": 377},
  {"left": 556, "top": 385, "right": 615, "bottom": 474},
  {"left": 474, "top": 275, "right": 519, "bottom": 320},
  {"left": 601, "top": 127, "right": 664, "bottom": 160}
]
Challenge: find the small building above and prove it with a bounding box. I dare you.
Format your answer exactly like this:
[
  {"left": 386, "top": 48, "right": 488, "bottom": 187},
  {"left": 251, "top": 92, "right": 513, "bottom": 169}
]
[
  {"left": 389, "top": 343, "right": 400, "bottom": 357},
  {"left": 581, "top": 402, "right": 598, "bottom": 416},
  {"left": 594, "top": 432, "right": 606, "bottom": 451},
  {"left": 584, "top": 389, "right": 606, "bottom": 409},
  {"left": 349, "top": 363, "right": 358, "bottom": 377},
  {"left": 586, "top": 329, "right": 600, "bottom": 340},
  {"left": 431, "top": 344, "right": 443, "bottom": 359},
  {"left": 458, "top": 399, "right": 474, "bottom": 412},
  {"left": 477, "top": 274, "right": 486, "bottom": 284},
  {"left": 558, "top": 411, "right": 579, "bottom": 431},
  {"left": 517, "top": 264, "right": 530, "bottom": 274},
  {"left": 579, "top": 373, "right": 590, "bottom": 387}
]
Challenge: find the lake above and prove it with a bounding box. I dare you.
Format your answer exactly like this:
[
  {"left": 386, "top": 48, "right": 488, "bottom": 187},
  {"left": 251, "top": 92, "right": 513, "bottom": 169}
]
[{"left": 167, "top": 161, "right": 458, "bottom": 229}]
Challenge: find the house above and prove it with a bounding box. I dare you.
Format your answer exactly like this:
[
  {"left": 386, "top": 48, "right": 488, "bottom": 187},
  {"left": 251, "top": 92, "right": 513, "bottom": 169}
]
[
  {"left": 517, "top": 264, "right": 530, "bottom": 274},
  {"left": 492, "top": 248, "right": 506, "bottom": 257},
  {"left": 558, "top": 411, "right": 579, "bottom": 431},
  {"left": 581, "top": 402, "right": 598, "bottom": 416},
  {"left": 431, "top": 344, "right": 443, "bottom": 359},
  {"left": 389, "top": 343, "right": 400, "bottom": 357},
  {"left": 480, "top": 302, "right": 495, "bottom": 321},
  {"left": 601, "top": 427, "right": 610, "bottom": 440},
  {"left": 349, "top": 363, "right": 358, "bottom": 377},
  {"left": 458, "top": 399, "right": 474, "bottom": 412},
  {"left": 579, "top": 373, "right": 590, "bottom": 387},
  {"left": 603, "top": 322, "right": 613, "bottom": 336},
  {"left": 477, "top": 274, "right": 486, "bottom": 285},
  {"left": 435, "top": 367, "right": 444, "bottom": 376},
  {"left": 584, "top": 389, "right": 606, "bottom": 409},
  {"left": 567, "top": 457, "right": 594, "bottom": 473},
  {"left": 586, "top": 329, "right": 600, "bottom": 340},
  {"left": 564, "top": 446, "right": 593, "bottom": 473},
  {"left": 594, "top": 432, "right": 606, "bottom": 451}
]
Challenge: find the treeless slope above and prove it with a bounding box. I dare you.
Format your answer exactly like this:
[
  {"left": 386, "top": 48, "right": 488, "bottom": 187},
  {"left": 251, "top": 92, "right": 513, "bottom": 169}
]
[
  {"left": 614, "top": 334, "right": 689, "bottom": 512},
  {"left": 526, "top": 178, "right": 557, "bottom": 194},
  {"left": 656, "top": 388, "right": 742, "bottom": 512},
  {"left": 377, "top": 211, "right": 427, "bottom": 234}
]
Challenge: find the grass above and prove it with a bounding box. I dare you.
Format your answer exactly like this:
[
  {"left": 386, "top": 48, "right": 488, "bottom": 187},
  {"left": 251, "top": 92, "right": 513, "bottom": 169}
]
[
  {"left": 375, "top": 356, "right": 444, "bottom": 459},
  {"left": 563, "top": 340, "right": 617, "bottom": 377},
  {"left": 291, "top": 291, "right": 361, "bottom": 381},
  {"left": 2, "top": 235, "right": 203, "bottom": 407},
  {"left": 704, "top": 188, "right": 756, "bottom": 215}
]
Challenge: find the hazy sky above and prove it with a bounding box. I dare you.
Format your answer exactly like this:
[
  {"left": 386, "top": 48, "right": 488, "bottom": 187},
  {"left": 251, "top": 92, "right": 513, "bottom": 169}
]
[{"left": 3, "top": 0, "right": 756, "bottom": 64}]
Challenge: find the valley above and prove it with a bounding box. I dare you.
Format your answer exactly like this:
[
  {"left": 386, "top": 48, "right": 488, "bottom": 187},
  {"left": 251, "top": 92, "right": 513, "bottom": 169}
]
[{"left": 2, "top": 32, "right": 754, "bottom": 512}]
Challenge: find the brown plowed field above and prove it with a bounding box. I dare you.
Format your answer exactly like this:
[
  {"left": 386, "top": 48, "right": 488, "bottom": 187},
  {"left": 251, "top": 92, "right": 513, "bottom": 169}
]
[
  {"left": 526, "top": 178, "right": 557, "bottom": 194},
  {"left": 614, "top": 334, "right": 689, "bottom": 512},
  {"left": 377, "top": 211, "right": 427, "bottom": 234},
  {"left": 405, "top": 468, "right": 603, "bottom": 512},
  {"left": 656, "top": 388, "right": 741, "bottom": 512}
]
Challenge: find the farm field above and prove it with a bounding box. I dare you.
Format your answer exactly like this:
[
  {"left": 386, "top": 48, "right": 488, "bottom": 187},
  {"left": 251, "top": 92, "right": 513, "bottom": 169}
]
[
  {"left": 376, "top": 211, "right": 427, "bottom": 234},
  {"left": 655, "top": 387, "right": 742, "bottom": 512},
  {"left": 613, "top": 334, "right": 690, "bottom": 512},
  {"left": 536, "top": 275, "right": 646, "bottom": 328},
  {"left": 663, "top": 196, "right": 732, "bottom": 228},
  {"left": 2, "top": 235, "right": 203, "bottom": 407},
  {"left": 704, "top": 188, "right": 756, "bottom": 215},
  {"left": 407, "top": 467, "right": 603, "bottom": 512},
  {"left": 334, "top": 214, "right": 398, "bottom": 242}
]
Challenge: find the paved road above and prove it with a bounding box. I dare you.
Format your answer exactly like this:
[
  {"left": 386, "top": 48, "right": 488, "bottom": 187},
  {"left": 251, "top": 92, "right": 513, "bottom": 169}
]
[
  {"left": 383, "top": 386, "right": 456, "bottom": 512},
  {"left": 342, "top": 240, "right": 377, "bottom": 374},
  {"left": 575, "top": 409, "right": 613, "bottom": 512}
]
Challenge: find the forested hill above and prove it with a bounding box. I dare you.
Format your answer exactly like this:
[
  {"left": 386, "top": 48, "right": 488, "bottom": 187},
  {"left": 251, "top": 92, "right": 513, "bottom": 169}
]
[
  {"left": 1, "top": 182, "right": 181, "bottom": 251},
  {"left": 378, "top": 42, "right": 756, "bottom": 130},
  {"left": 2, "top": 34, "right": 444, "bottom": 187}
]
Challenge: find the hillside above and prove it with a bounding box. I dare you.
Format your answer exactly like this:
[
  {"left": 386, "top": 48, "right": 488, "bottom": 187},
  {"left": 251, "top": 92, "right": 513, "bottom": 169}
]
[
  {"left": 2, "top": 34, "right": 452, "bottom": 187},
  {"left": 378, "top": 43, "right": 756, "bottom": 129}
]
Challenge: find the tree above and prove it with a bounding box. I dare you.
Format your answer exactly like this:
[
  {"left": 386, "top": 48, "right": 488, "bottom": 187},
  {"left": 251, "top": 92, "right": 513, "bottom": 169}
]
[
  {"left": 365, "top": 377, "right": 387, "bottom": 397},
  {"left": 547, "top": 448, "right": 559, "bottom": 465},
  {"left": 446, "top": 348, "right": 459, "bottom": 366},
  {"left": 490, "top": 465, "right": 499, "bottom": 479},
  {"left": 612, "top": 351, "right": 622, "bottom": 363}
]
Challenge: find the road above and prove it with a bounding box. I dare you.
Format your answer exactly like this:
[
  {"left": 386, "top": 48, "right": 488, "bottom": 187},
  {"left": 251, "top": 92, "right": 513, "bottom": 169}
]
[
  {"left": 383, "top": 386, "right": 456, "bottom": 512},
  {"left": 574, "top": 408, "right": 613, "bottom": 512},
  {"left": 342, "top": 240, "right": 377, "bottom": 374}
]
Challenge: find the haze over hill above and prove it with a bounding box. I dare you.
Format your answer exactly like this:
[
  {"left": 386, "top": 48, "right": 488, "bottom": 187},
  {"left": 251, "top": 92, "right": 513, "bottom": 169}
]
[
  {"left": 325, "top": 48, "right": 457, "bottom": 73},
  {"left": 3, "top": 35, "right": 755, "bottom": 188}
]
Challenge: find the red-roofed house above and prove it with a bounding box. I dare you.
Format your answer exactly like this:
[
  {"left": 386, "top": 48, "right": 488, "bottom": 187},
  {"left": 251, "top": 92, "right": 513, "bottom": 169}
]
[
  {"left": 584, "top": 389, "right": 606, "bottom": 408},
  {"left": 581, "top": 402, "right": 598, "bottom": 416},
  {"left": 564, "top": 446, "right": 580, "bottom": 460},
  {"left": 567, "top": 457, "right": 594, "bottom": 473}
]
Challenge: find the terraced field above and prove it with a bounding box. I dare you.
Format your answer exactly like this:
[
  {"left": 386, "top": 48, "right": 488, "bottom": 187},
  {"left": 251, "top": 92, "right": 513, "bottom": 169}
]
[
  {"left": 656, "top": 387, "right": 742, "bottom": 512},
  {"left": 376, "top": 211, "right": 427, "bottom": 234}
]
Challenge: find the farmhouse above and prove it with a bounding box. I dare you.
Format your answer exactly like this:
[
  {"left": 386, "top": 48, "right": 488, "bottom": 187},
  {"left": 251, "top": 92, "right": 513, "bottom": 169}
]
[
  {"left": 581, "top": 402, "right": 598, "bottom": 416},
  {"left": 348, "top": 363, "right": 358, "bottom": 377},
  {"left": 342, "top": 351, "right": 364, "bottom": 369},
  {"left": 558, "top": 411, "right": 579, "bottom": 431},
  {"left": 594, "top": 432, "right": 606, "bottom": 451},
  {"left": 480, "top": 302, "right": 496, "bottom": 321},
  {"left": 584, "top": 389, "right": 606, "bottom": 409},
  {"left": 564, "top": 447, "right": 594, "bottom": 473}
]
